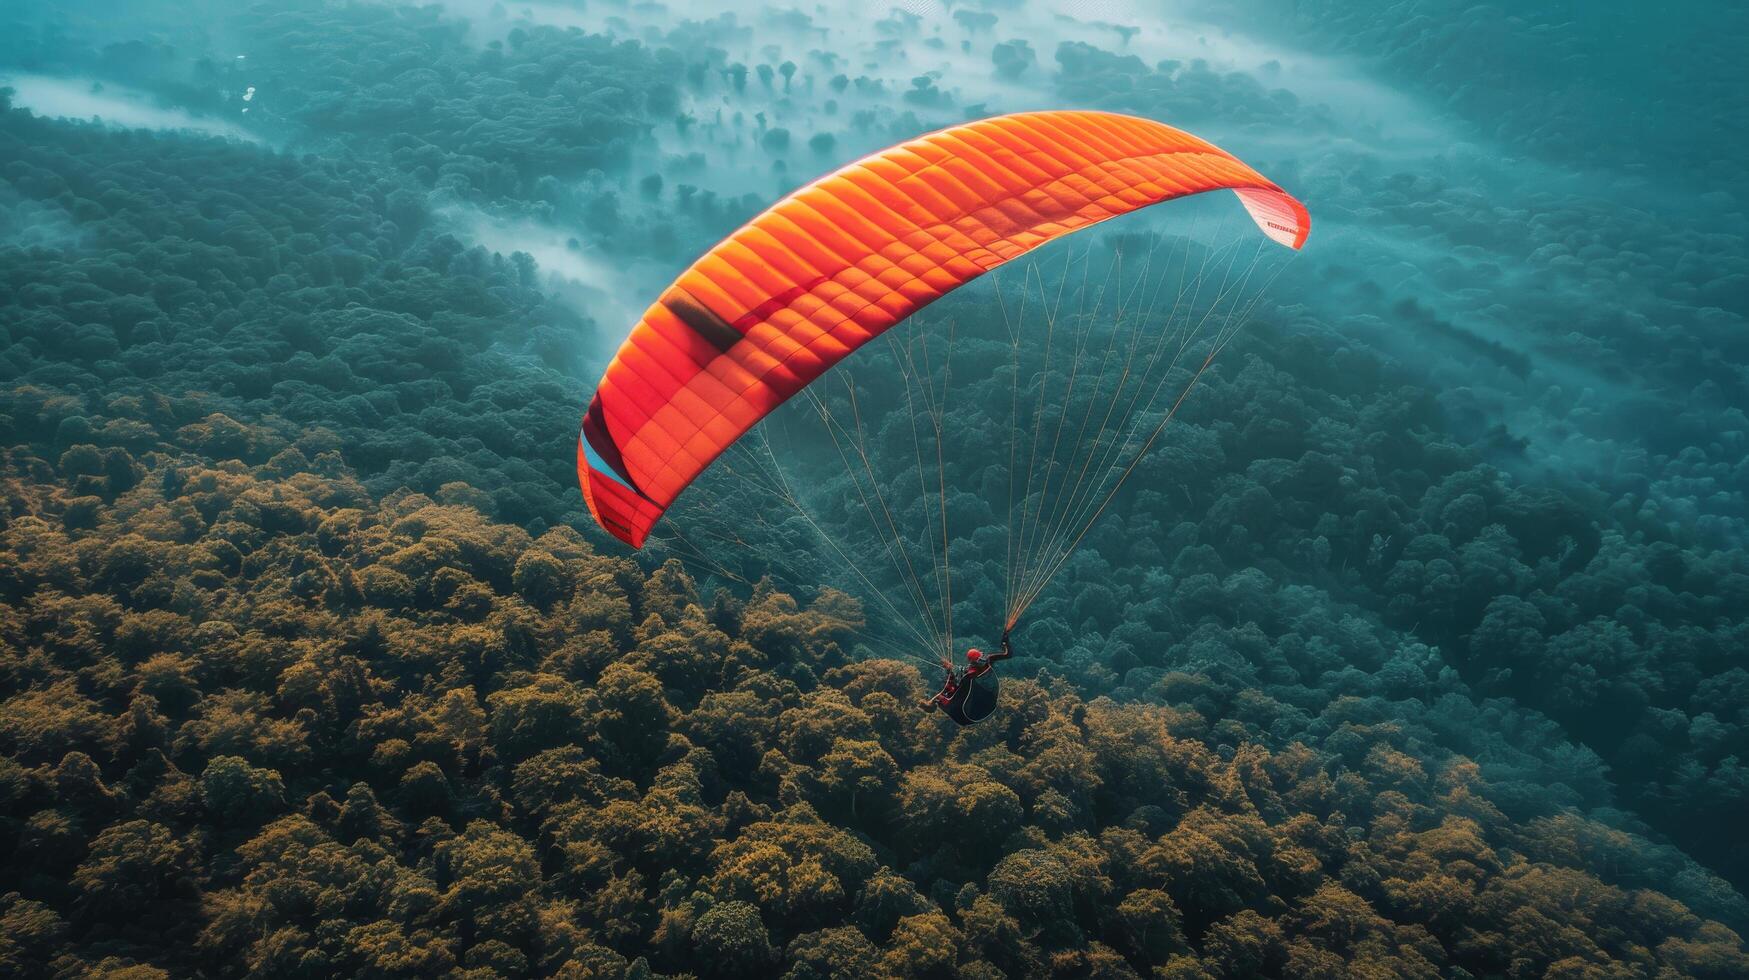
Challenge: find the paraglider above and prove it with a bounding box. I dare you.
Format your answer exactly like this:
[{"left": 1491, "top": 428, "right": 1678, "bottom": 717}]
[
  {"left": 920, "top": 631, "right": 1013, "bottom": 726},
  {"left": 576, "top": 109, "right": 1308, "bottom": 717}
]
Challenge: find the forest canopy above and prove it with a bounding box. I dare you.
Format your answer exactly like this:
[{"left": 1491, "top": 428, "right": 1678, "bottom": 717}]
[
  {"left": 2, "top": 0, "right": 1747, "bottom": 976},
  {"left": 2, "top": 436, "right": 1747, "bottom": 977}
]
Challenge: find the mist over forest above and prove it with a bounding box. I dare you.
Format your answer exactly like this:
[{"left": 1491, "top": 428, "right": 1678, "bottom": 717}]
[{"left": 2, "top": 1, "right": 1746, "bottom": 977}]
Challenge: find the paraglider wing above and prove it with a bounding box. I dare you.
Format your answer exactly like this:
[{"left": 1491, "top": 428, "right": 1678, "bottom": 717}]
[{"left": 579, "top": 110, "right": 1309, "bottom": 547}]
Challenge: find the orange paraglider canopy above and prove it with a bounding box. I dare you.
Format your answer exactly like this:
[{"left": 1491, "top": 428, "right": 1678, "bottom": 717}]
[{"left": 578, "top": 109, "right": 1308, "bottom": 547}]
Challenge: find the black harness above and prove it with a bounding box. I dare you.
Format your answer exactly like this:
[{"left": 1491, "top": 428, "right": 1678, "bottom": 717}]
[{"left": 943, "top": 673, "right": 999, "bottom": 726}]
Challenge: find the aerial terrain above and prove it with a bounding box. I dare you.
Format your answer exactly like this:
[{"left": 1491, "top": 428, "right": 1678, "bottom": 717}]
[{"left": 1, "top": 1, "right": 1747, "bottom": 976}]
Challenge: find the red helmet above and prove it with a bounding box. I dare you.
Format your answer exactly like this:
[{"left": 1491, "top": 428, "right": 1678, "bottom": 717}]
[{"left": 966, "top": 648, "right": 984, "bottom": 662}]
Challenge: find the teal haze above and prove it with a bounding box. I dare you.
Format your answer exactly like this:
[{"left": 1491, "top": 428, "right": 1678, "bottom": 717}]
[{"left": 1, "top": 0, "right": 1746, "bottom": 975}]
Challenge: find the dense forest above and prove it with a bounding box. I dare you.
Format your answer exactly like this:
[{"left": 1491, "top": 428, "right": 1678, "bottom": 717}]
[
  {"left": 4, "top": 420, "right": 1748, "bottom": 977},
  {"left": 2, "top": 0, "right": 1747, "bottom": 976}
]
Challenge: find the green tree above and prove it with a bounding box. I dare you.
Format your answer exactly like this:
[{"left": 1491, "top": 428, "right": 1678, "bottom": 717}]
[
  {"left": 815, "top": 738, "right": 898, "bottom": 819},
  {"left": 439, "top": 821, "right": 543, "bottom": 949},
  {"left": 71, "top": 820, "right": 193, "bottom": 924},
  {"left": 199, "top": 755, "right": 286, "bottom": 826},
  {"left": 690, "top": 901, "right": 774, "bottom": 979}
]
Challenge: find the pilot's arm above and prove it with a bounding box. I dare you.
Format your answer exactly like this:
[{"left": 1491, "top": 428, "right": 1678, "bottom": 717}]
[{"left": 991, "top": 629, "right": 1014, "bottom": 662}]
